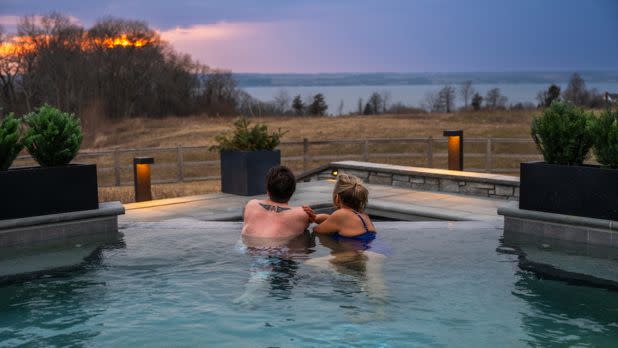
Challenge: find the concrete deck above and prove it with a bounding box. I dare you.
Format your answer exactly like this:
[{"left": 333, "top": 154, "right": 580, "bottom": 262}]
[{"left": 121, "top": 180, "right": 507, "bottom": 224}]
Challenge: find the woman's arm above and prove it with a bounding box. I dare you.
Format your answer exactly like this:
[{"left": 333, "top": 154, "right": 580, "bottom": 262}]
[
  {"left": 314, "top": 214, "right": 329, "bottom": 224},
  {"left": 313, "top": 212, "right": 342, "bottom": 234},
  {"left": 302, "top": 206, "right": 329, "bottom": 224}
]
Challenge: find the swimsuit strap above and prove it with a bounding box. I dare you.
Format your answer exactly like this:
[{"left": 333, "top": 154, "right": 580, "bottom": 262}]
[{"left": 354, "top": 211, "right": 370, "bottom": 233}]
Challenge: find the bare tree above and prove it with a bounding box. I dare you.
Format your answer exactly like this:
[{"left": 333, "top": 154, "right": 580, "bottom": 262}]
[
  {"left": 337, "top": 99, "right": 344, "bottom": 116},
  {"left": 459, "top": 81, "right": 475, "bottom": 110},
  {"left": 380, "top": 90, "right": 391, "bottom": 113},
  {"left": 357, "top": 98, "right": 363, "bottom": 115},
  {"left": 422, "top": 90, "right": 442, "bottom": 112},
  {"left": 273, "top": 89, "right": 290, "bottom": 115},
  {"left": 563, "top": 73, "right": 588, "bottom": 106},
  {"left": 438, "top": 85, "right": 456, "bottom": 113},
  {"left": 0, "top": 25, "right": 20, "bottom": 114},
  {"left": 485, "top": 88, "right": 508, "bottom": 109}
]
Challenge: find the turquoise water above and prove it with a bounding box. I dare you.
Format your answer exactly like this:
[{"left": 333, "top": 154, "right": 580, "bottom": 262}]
[{"left": 1, "top": 220, "right": 618, "bottom": 347}]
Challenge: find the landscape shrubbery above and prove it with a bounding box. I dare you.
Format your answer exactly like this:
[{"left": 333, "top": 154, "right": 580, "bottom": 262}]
[
  {"left": 531, "top": 101, "right": 594, "bottom": 165},
  {"left": 0, "top": 114, "right": 23, "bottom": 170},
  {"left": 210, "top": 117, "right": 286, "bottom": 152},
  {"left": 23, "top": 105, "right": 83, "bottom": 166},
  {"left": 591, "top": 109, "right": 618, "bottom": 168}
]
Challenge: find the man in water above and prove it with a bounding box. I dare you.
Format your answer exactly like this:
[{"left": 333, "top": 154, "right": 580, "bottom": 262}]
[{"left": 242, "top": 165, "right": 310, "bottom": 239}]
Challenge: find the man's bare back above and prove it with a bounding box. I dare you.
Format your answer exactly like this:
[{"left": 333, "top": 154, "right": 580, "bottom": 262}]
[{"left": 242, "top": 199, "right": 309, "bottom": 238}]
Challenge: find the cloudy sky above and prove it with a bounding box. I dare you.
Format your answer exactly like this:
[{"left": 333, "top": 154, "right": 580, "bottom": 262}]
[{"left": 1, "top": 0, "right": 617, "bottom": 73}]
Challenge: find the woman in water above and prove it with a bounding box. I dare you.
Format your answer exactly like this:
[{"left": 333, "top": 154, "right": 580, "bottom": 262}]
[
  {"left": 304, "top": 174, "right": 386, "bottom": 313},
  {"left": 304, "top": 173, "right": 376, "bottom": 242}
]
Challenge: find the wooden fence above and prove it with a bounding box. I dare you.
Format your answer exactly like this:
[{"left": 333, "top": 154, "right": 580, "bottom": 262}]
[{"left": 12, "top": 137, "right": 543, "bottom": 187}]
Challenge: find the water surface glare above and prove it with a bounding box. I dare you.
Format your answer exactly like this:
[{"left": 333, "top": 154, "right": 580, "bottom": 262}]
[{"left": 1, "top": 220, "right": 617, "bottom": 347}]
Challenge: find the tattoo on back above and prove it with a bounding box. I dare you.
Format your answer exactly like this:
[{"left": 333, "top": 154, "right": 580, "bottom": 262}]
[{"left": 259, "top": 203, "right": 291, "bottom": 213}]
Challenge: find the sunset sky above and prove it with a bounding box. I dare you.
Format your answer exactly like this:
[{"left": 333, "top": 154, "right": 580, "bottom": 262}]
[{"left": 1, "top": 0, "right": 617, "bottom": 73}]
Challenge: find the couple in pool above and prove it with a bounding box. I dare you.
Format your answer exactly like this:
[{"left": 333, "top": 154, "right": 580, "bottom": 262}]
[
  {"left": 242, "top": 165, "right": 376, "bottom": 243},
  {"left": 238, "top": 166, "right": 387, "bottom": 311}
]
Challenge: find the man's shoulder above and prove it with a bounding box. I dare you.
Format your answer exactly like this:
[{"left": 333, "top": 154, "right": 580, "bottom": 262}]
[{"left": 245, "top": 199, "right": 264, "bottom": 208}]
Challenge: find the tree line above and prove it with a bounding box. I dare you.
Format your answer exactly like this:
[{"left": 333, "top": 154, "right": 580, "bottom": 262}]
[
  {"left": 536, "top": 73, "right": 607, "bottom": 109},
  {"left": 0, "top": 13, "right": 242, "bottom": 121}
]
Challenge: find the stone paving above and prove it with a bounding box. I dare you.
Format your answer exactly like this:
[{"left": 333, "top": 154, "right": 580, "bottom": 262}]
[{"left": 121, "top": 180, "right": 507, "bottom": 224}]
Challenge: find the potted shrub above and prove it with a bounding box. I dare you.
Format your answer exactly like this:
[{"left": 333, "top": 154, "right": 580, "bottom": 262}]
[
  {"left": 521, "top": 101, "right": 618, "bottom": 220},
  {"left": 0, "top": 113, "right": 23, "bottom": 171},
  {"left": 0, "top": 105, "right": 99, "bottom": 220},
  {"left": 591, "top": 109, "right": 618, "bottom": 169},
  {"left": 211, "top": 117, "right": 286, "bottom": 195}
]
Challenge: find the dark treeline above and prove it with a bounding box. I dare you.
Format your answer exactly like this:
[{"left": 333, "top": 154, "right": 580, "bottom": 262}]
[
  {"left": 0, "top": 13, "right": 241, "bottom": 121},
  {"left": 536, "top": 73, "right": 607, "bottom": 109}
]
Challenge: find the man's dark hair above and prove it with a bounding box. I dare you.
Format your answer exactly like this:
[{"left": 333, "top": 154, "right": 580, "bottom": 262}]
[{"left": 265, "top": 165, "right": 296, "bottom": 203}]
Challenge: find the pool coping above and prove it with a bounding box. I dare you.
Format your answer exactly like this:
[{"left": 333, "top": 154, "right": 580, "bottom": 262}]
[
  {"left": 0, "top": 202, "right": 125, "bottom": 248},
  {"left": 0, "top": 202, "right": 125, "bottom": 230}
]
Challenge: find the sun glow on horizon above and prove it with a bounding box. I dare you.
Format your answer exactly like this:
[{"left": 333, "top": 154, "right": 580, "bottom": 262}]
[{"left": 0, "top": 33, "right": 158, "bottom": 57}]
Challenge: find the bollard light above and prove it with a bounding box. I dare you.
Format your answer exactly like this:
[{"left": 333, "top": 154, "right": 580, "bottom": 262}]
[
  {"left": 443, "top": 130, "right": 464, "bottom": 171},
  {"left": 133, "top": 157, "right": 154, "bottom": 202}
]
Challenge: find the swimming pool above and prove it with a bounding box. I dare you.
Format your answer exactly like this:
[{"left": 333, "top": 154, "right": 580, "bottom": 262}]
[{"left": 1, "top": 219, "right": 617, "bottom": 347}]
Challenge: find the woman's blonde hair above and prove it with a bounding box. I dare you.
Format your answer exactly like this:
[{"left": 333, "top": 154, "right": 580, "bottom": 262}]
[{"left": 333, "top": 172, "right": 369, "bottom": 212}]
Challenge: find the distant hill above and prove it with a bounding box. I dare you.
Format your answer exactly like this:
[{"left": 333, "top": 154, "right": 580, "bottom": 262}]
[{"left": 233, "top": 71, "right": 618, "bottom": 87}]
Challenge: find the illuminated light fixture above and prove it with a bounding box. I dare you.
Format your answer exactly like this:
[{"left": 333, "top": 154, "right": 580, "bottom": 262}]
[
  {"left": 443, "top": 130, "right": 464, "bottom": 171},
  {"left": 133, "top": 157, "right": 154, "bottom": 202},
  {"left": 331, "top": 169, "right": 339, "bottom": 177}
]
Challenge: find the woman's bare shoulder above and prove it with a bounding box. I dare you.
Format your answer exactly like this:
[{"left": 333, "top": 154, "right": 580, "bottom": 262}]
[{"left": 330, "top": 209, "right": 353, "bottom": 219}]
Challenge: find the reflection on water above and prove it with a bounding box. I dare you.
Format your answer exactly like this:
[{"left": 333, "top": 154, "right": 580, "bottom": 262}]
[
  {"left": 513, "top": 271, "right": 618, "bottom": 346},
  {"left": 501, "top": 232, "right": 618, "bottom": 288},
  {"left": 0, "top": 233, "right": 124, "bottom": 347},
  {"left": 306, "top": 234, "right": 388, "bottom": 322},
  {"left": 499, "top": 233, "right": 618, "bottom": 346},
  {"left": 0, "top": 233, "right": 124, "bottom": 285}
]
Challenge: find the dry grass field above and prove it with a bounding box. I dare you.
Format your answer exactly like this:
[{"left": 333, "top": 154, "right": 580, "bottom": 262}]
[
  {"left": 85, "top": 110, "right": 542, "bottom": 203},
  {"left": 85, "top": 110, "right": 535, "bottom": 150}
]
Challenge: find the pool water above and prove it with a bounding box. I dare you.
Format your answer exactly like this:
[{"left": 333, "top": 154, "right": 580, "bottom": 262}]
[{"left": 1, "top": 219, "right": 618, "bottom": 347}]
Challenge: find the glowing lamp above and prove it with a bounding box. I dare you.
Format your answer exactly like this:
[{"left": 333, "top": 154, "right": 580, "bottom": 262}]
[
  {"left": 443, "top": 130, "right": 464, "bottom": 171},
  {"left": 133, "top": 157, "right": 154, "bottom": 202},
  {"left": 331, "top": 169, "right": 339, "bottom": 177}
]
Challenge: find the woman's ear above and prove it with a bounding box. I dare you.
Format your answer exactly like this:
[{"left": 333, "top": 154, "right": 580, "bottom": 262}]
[{"left": 334, "top": 194, "right": 341, "bottom": 208}]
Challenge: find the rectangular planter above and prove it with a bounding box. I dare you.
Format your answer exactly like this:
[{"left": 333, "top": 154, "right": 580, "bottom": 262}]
[
  {"left": 519, "top": 161, "right": 618, "bottom": 220},
  {"left": 0, "top": 164, "right": 99, "bottom": 220},
  {"left": 220, "top": 150, "right": 281, "bottom": 196}
]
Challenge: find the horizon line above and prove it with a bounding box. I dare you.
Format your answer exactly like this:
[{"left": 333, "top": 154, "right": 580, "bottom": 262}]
[{"left": 231, "top": 69, "right": 618, "bottom": 75}]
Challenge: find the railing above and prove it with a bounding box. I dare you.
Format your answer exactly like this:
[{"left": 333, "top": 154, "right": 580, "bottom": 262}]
[{"left": 11, "top": 137, "right": 543, "bottom": 187}]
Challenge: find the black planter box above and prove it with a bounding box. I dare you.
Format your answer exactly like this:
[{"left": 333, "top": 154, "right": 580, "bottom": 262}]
[
  {"left": 0, "top": 164, "right": 99, "bottom": 220},
  {"left": 220, "top": 150, "right": 281, "bottom": 196},
  {"left": 519, "top": 161, "right": 618, "bottom": 221}
]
